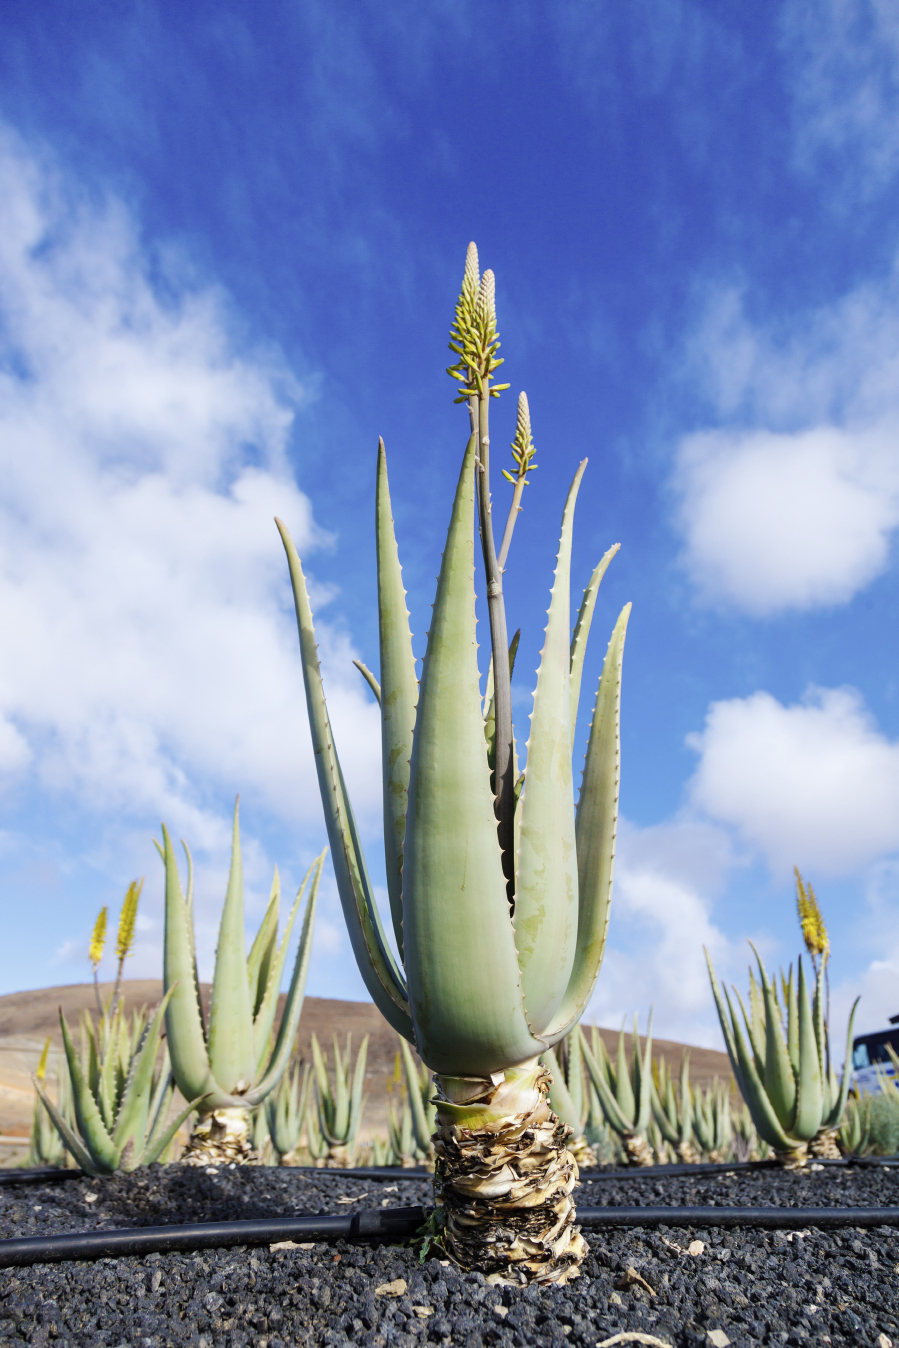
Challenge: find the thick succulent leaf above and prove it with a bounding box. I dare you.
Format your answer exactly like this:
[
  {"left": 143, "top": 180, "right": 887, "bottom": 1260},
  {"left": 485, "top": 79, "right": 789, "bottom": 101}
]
[
  {"left": 543, "top": 1046, "right": 581, "bottom": 1131},
  {"left": 704, "top": 949, "right": 752, "bottom": 1107},
  {"left": 755, "top": 950, "right": 797, "bottom": 1130},
  {"left": 252, "top": 856, "right": 313, "bottom": 1075},
  {"left": 540, "top": 605, "right": 631, "bottom": 1045},
  {"left": 569, "top": 543, "right": 620, "bottom": 739},
  {"left": 333, "top": 1036, "right": 351, "bottom": 1141},
  {"left": 207, "top": 802, "right": 257, "bottom": 1095},
  {"left": 713, "top": 979, "right": 796, "bottom": 1151},
  {"left": 250, "top": 853, "right": 324, "bottom": 1103},
  {"left": 650, "top": 1077, "right": 680, "bottom": 1146},
  {"left": 567, "top": 1024, "right": 585, "bottom": 1123},
  {"left": 60, "top": 1011, "right": 120, "bottom": 1173},
  {"left": 823, "top": 997, "right": 860, "bottom": 1130},
  {"left": 145, "top": 1048, "right": 175, "bottom": 1151},
  {"left": 347, "top": 1035, "right": 369, "bottom": 1149},
  {"left": 33, "top": 1077, "right": 101, "bottom": 1177},
  {"left": 399, "top": 1036, "right": 432, "bottom": 1154},
  {"left": 247, "top": 869, "right": 280, "bottom": 1020},
  {"left": 353, "top": 660, "right": 381, "bottom": 704},
  {"left": 161, "top": 822, "right": 222, "bottom": 1108},
  {"left": 375, "top": 440, "right": 419, "bottom": 960},
  {"left": 615, "top": 1026, "right": 636, "bottom": 1124},
  {"left": 792, "top": 958, "right": 824, "bottom": 1140},
  {"left": 277, "top": 518, "right": 414, "bottom": 1043},
  {"left": 401, "top": 435, "right": 544, "bottom": 1075},
  {"left": 141, "top": 1093, "right": 209, "bottom": 1168},
  {"left": 747, "top": 968, "right": 767, "bottom": 1073},
  {"left": 633, "top": 1013, "right": 654, "bottom": 1135},
  {"left": 514, "top": 463, "right": 585, "bottom": 1032},
  {"left": 580, "top": 1033, "right": 632, "bottom": 1136},
  {"left": 786, "top": 965, "right": 799, "bottom": 1082},
  {"left": 679, "top": 1053, "right": 693, "bottom": 1146},
  {"left": 111, "top": 989, "right": 175, "bottom": 1154}
]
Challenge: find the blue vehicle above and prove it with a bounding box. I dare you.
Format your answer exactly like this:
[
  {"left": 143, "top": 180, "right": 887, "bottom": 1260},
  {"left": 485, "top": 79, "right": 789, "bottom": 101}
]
[{"left": 851, "top": 1016, "right": 899, "bottom": 1096}]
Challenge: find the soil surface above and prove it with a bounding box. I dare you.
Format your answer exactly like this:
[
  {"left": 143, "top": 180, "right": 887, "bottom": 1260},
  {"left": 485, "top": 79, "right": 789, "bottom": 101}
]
[{"left": 1, "top": 1163, "right": 897, "bottom": 1346}]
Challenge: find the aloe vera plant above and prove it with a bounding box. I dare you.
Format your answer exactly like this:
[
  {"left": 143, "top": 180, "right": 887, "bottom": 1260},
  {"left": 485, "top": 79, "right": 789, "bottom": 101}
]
[
  {"left": 707, "top": 946, "right": 858, "bottom": 1168},
  {"left": 33, "top": 996, "right": 196, "bottom": 1175},
  {"left": 651, "top": 1054, "right": 700, "bottom": 1164},
  {"left": 28, "top": 1038, "right": 71, "bottom": 1168},
  {"left": 159, "top": 803, "right": 324, "bottom": 1164},
  {"left": 310, "top": 1033, "right": 369, "bottom": 1167},
  {"left": 278, "top": 242, "right": 629, "bottom": 1283},
  {"left": 581, "top": 1019, "right": 655, "bottom": 1166},
  {"left": 692, "top": 1079, "right": 733, "bottom": 1162},
  {"left": 542, "top": 1027, "right": 597, "bottom": 1167},
  {"left": 266, "top": 1060, "right": 314, "bottom": 1164}
]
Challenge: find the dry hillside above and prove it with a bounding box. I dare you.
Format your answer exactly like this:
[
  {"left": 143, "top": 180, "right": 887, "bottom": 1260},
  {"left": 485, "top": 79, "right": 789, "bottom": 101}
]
[{"left": 0, "top": 980, "right": 733, "bottom": 1159}]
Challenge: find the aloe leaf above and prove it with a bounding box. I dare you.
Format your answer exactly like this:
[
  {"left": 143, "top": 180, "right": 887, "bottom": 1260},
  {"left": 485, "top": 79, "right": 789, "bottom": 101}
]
[
  {"left": 633, "top": 1012, "right": 654, "bottom": 1135},
  {"left": 246, "top": 869, "right": 280, "bottom": 1019},
  {"left": 375, "top": 440, "right": 419, "bottom": 960},
  {"left": 515, "top": 463, "right": 585, "bottom": 1031},
  {"left": 569, "top": 543, "right": 620, "bottom": 738},
  {"left": 721, "top": 983, "right": 796, "bottom": 1151},
  {"left": 252, "top": 859, "right": 311, "bottom": 1071},
  {"left": 277, "top": 518, "right": 414, "bottom": 1043},
  {"left": 704, "top": 948, "right": 751, "bottom": 1105},
  {"left": 747, "top": 968, "right": 767, "bottom": 1073},
  {"left": 206, "top": 802, "right": 257, "bottom": 1096},
  {"left": 145, "top": 1045, "right": 175, "bottom": 1150},
  {"left": 399, "top": 1037, "right": 431, "bottom": 1153},
  {"left": 567, "top": 1024, "right": 585, "bottom": 1123},
  {"left": 650, "top": 1076, "right": 679, "bottom": 1146},
  {"left": 97, "top": 1012, "right": 117, "bottom": 1133},
  {"left": 755, "top": 949, "right": 797, "bottom": 1131},
  {"left": 161, "top": 823, "right": 220, "bottom": 1107},
  {"left": 614, "top": 1025, "right": 636, "bottom": 1124},
  {"left": 250, "top": 852, "right": 324, "bottom": 1102},
  {"left": 60, "top": 1011, "right": 120, "bottom": 1173},
  {"left": 353, "top": 659, "right": 382, "bottom": 704},
  {"left": 111, "top": 988, "right": 175, "bottom": 1154},
  {"left": 540, "top": 604, "right": 631, "bottom": 1043},
  {"left": 823, "top": 997, "right": 860, "bottom": 1130},
  {"left": 142, "top": 1093, "right": 209, "bottom": 1168},
  {"left": 401, "top": 434, "right": 544, "bottom": 1076},
  {"left": 791, "top": 958, "right": 824, "bottom": 1140},
  {"left": 679, "top": 1053, "right": 693, "bottom": 1146},
  {"left": 333, "top": 1034, "right": 351, "bottom": 1141},
  {"left": 33, "top": 1077, "right": 101, "bottom": 1177},
  {"left": 348, "top": 1035, "right": 370, "bottom": 1151},
  {"left": 543, "top": 1046, "right": 581, "bottom": 1132},
  {"left": 786, "top": 964, "right": 800, "bottom": 1082},
  {"left": 580, "top": 1033, "right": 632, "bottom": 1136}
]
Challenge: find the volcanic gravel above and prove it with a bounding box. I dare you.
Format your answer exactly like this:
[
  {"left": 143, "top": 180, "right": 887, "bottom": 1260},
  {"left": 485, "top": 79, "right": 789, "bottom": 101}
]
[{"left": 1, "top": 1162, "right": 898, "bottom": 1347}]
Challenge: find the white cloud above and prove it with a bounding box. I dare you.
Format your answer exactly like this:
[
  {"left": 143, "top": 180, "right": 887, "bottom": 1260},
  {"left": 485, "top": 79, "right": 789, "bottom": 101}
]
[
  {"left": 675, "top": 270, "right": 899, "bottom": 615},
  {"left": 688, "top": 686, "right": 899, "bottom": 876},
  {"left": 783, "top": 0, "right": 899, "bottom": 196},
  {"left": 0, "top": 126, "right": 382, "bottom": 852},
  {"left": 587, "top": 817, "right": 737, "bottom": 1047},
  {"left": 675, "top": 423, "right": 899, "bottom": 614}
]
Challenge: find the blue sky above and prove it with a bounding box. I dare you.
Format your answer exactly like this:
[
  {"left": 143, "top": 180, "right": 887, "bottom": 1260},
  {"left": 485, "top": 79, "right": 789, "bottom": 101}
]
[{"left": 1, "top": 0, "right": 898, "bottom": 1048}]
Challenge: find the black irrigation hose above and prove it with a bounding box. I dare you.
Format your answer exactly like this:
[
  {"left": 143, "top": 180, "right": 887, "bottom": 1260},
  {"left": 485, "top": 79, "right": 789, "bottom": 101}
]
[{"left": 2, "top": 1204, "right": 898, "bottom": 1268}]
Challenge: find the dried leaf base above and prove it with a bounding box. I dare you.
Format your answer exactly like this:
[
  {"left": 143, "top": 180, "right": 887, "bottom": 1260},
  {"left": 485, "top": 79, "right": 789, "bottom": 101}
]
[
  {"left": 180, "top": 1108, "right": 256, "bottom": 1166},
  {"left": 433, "top": 1060, "right": 586, "bottom": 1287},
  {"left": 811, "top": 1129, "right": 842, "bottom": 1160},
  {"left": 774, "top": 1142, "right": 809, "bottom": 1170},
  {"left": 676, "top": 1140, "right": 702, "bottom": 1165},
  {"left": 623, "top": 1132, "right": 655, "bottom": 1167},
  {"left": 568, "top": 1135, "right": 598, "bottom": 1169}
]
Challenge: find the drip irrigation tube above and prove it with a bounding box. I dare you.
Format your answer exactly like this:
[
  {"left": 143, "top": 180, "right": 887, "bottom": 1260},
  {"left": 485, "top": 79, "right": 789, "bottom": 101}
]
[
  {"left": 3, "top": 1155, "right": 896, "bottom": 1189},
  {"left": 1, "top": 1205, "right": 897, "bottom": 1268}
]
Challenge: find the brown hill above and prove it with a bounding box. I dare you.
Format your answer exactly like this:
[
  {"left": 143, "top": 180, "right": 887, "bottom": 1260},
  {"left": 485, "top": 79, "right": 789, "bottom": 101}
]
[{"left": 0, "top": 980, "right": 732, "bottom": 1156}]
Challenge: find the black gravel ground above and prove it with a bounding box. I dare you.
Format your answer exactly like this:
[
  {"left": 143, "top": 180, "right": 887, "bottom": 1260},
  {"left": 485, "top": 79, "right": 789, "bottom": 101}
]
[{"left": 1, "top": 1163, "right": 898, "bottom": 1347}]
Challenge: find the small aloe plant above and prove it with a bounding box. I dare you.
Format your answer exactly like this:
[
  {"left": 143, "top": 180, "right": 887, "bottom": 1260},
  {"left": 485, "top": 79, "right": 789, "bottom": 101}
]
[
  {"left": 266, "top": 1061, "right": 314, "bottom": 1165},
  {"left": 159, "top": 802, "right": 324, "bottom": 1164},
  {"left": 706, "top": 946, "right": 858, "bottom": 1168},
  {"left": 651, "top": 1054, "right": 700, "bottom": 1164},
  {"left": 310, "top": 1033, "right": 369, "bottom": 1167},
  {"left": 279, "top": 242, "right": 629, "bottom": 1284},
  {"left": 582, "top": 1018, "right": 655, "bottom": 1166},
  {"left": 692, "top": 1079, "right": 733, "bottom": 1162},
  {"left": 543, "top": 1027, "right": 597, "bottom": 1167},
  {"left": 28, "top": 1038, "right": 71, "bottom": 1169},
  {"left": 33, "top": 996, "right": 196, "bottom": 1175}
]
